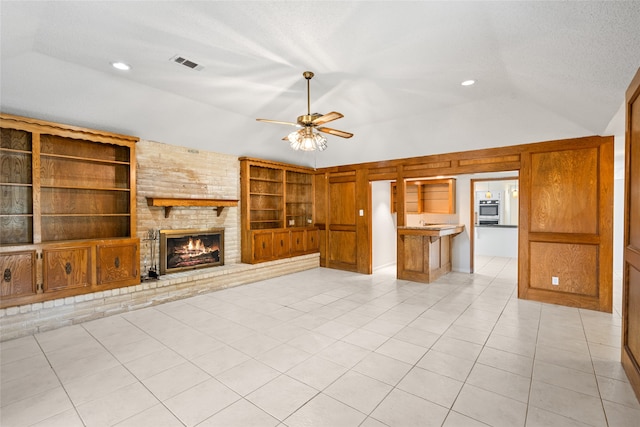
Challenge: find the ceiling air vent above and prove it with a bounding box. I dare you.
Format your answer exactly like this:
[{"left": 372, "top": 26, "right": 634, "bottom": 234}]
[{"left": 170, "top": 55, "right": 204, "bottom": 71}]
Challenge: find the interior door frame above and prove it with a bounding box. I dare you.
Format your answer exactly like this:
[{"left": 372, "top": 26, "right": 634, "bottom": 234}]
[
  {"left": 469, "top": 176, "right": 519, "bottom": 273},
  {"left": 622, "top": 67, "right": 640, "bottom": 402}
]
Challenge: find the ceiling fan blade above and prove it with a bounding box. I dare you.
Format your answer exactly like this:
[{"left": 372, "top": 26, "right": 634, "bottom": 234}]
[
  {"left": 317, "top": 127, "right": 353, "bottom": 139},
  {"left": 312, "top": 111, "right": 343, "bottom": 125},
  {"left": 256, "top": 118, "right": 300, "bottom": 127}
]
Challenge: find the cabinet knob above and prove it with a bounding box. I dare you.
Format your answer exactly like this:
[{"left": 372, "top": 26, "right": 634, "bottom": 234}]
[
  {"left": 262, "top": 242, "right": 266, "bottom": 249},
  {"left": 3, "top": 268, "right": 11, "bottom": 282},
  {"left": 280, "top": 240, "right": 284, "bottom": 247},
  {"left": 65, "top": 262, "right": 72, "bottom": 275},
  {"left": 114, "top": 256, "right": 120, "bottom": 268},
  {"left": 296, "top": 238, "right": 300, "bottom": 244}
]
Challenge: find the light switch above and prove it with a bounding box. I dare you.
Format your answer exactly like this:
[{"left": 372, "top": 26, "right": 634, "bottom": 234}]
[{"left": 359, "top": 209, "right": 364, "bottom": 216}]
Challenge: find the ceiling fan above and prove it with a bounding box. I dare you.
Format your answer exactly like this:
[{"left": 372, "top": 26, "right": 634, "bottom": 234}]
[{"left": 256, "top": 71, "right": 353, "bottom": 151}]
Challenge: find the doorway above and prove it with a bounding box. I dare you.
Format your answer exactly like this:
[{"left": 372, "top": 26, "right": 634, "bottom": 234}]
[
  {"left": 371, "top": 180, "right": 397, "bottom": 274},
  {"left": 470, "top": 175, "right": 519, "bottom": 274}
]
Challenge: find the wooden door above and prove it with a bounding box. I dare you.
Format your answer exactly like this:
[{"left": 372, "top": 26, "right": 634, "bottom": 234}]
[
  {"left": 327, "top": 176, "right": 358, "bottom": 271},
  {"left": 622, "top": 68, "right": 640, "bottom": 402},
  {"left": 518, "top": 135, "right": 614, "bottom": 312}
]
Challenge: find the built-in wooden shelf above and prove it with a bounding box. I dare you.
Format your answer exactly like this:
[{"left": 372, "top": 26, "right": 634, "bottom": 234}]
[{"left": 146, "top": 197, "right": 239, "bottom": 218}]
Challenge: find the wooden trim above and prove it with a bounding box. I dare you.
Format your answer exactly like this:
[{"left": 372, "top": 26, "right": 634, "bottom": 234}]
[
  {"left": 238, "top": 156, "right": 315, "bottom": 173},
  {"left": 0, "top": 113, "right": 139, "bottom": 145}
]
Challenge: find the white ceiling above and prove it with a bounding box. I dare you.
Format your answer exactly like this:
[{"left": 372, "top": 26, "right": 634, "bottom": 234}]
[{"left": 2, "top": 1, "right": 639, "bottom": 168}]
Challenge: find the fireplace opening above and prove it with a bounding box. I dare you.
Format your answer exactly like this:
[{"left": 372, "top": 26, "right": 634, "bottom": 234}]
[{"left": 160, "top": 228, "right": 224, "bottom": 275}]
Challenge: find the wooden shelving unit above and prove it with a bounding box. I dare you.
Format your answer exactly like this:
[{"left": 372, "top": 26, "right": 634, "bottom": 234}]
[
  {"left": 391, "top": 178, "right": 456, "bottom": 214},
  {"left": 0, "top": 113, "right": 140, "bottom": 308},
  {"left": 240, "top": 157, "right": 319, "bottom": 263}
]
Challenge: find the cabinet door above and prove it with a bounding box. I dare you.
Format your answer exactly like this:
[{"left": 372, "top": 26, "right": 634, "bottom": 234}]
[
  {"left": 97, "top": 239, "right": 139, "bottom": 286},
  {"left": 273, "top": 231, "right": 290, "bottom": 258},
  {"left": 252, "top": 231, "right": 274, "bottom": 262},
  {"left": 290, "top": 230, "right": 306, "bottom": 254},
  {"left": 306, "top": 229, "right": 320, "bottom": 252},
  {"left": 0, "top": 251, "right": 36, "bottom": 298},
  {"left": 43, "top": 246, "right": 91, "bottom": 291}
]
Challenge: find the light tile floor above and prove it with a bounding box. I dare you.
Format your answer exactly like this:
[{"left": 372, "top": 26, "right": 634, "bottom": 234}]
[{"left": 1, "top": 257, "right": 639, "bottom": 426}]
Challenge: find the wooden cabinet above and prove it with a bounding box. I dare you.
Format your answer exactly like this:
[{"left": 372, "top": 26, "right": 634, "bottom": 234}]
[
  {"left": 397, "top": 226, "right": 464, "bottom": 283},
  {"left": 291, "top": 230, "right": 306, "bottom": 255},
  {"left": 0, "top": 251, "right": 36, "bottom": 298},
  {"left": 306, "top": 229, "right": 320, "bottom": 252},
  {"left": 240, "top": 157, "right": 319, "bottom": 263},
  {"left": 0, "top": 113, "right": 139, "bottom": 308},
  {"left": 43, "top": 245, "right": 91, "bottom": 292},
  {"left": 391, "top": 179, "right": 456, "bottom": 214},
  {"left": 286, "top": 171, "right": 314, "bottom": 227},
  {"left": 97, "top": 238, "right": 139, "bottom": 286}
]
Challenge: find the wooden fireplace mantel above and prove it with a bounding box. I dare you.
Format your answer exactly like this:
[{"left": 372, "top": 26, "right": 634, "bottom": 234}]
[{"left": 146, "top": 197, "right": 239, "bottom": 218}]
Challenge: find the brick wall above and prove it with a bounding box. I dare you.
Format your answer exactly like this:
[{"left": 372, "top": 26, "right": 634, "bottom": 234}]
[{"left": 136, "top": 139, "right": 241, "bottom": 275}]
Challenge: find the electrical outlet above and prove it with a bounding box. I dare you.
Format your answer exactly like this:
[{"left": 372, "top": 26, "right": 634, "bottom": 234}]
[{"left": 552, "top": 276, "right": 559, "bottom": 286}]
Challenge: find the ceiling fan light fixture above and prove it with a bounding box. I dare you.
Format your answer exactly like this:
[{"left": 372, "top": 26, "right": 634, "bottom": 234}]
[
  {"left": 288, "top": 128, "right": 327, "bottom": 152},
  {"left": 257, "top": 71, "right": 351, "bottom": 152}
]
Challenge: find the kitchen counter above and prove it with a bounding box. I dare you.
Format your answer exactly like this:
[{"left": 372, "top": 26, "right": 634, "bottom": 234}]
[
  {"left": 398, "top": 224, "right": 465, "bottom": 238},
  {"left": 397, "top": 224, "right": 465, "bottom": 283},
  {"left": 475, "top": 224, "right": 517, "bottom": 228}
]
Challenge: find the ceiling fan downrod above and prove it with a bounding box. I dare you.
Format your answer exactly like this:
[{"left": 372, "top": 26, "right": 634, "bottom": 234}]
[{"left": 303, "top": 71, "right": 314, "bottom": 117}]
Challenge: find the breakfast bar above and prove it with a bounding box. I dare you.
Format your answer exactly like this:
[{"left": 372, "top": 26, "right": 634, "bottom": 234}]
[{"left": 397, "top": 224, "right": 465, "bottom": 283}]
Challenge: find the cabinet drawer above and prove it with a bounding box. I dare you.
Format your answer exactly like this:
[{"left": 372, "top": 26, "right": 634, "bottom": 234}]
[
  {"left": 291, "top": 230, "right": 306, "bottom": 254},
  {"left": 0, "top": 251, "right": 36, "bottom": 298},
  {"left": 43, "top": 246, "right": 91, "bottom": 291},
  {"left": 97, "top": 239, "right": 139, "bottom": 286}
]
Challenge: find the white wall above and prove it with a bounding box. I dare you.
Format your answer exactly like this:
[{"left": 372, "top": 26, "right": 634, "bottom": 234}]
[
  {"left": 452, "top": 176, "right": 472, "bottom": 273},
  {"left": 614, "top": 177, "right": 625, "bottom": 275},
  {"left": 371, "top": 181, "right": 397, "bottom": 270}
]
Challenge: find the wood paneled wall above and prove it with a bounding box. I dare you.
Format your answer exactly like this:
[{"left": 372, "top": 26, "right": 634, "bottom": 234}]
[
  {"left": 519, "top": 137, "right": 613, "bottom": 312},
  {"left": 316, "top": 135, "right": 614, "bottom": 312}
]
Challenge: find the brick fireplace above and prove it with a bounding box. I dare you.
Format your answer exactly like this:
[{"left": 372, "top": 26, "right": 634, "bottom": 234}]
[{"left": 160, "top": 228, "right": 224, "bottom": 274}]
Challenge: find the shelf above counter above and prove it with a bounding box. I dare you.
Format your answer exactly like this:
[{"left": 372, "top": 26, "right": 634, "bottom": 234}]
[{"left": 146, "top": 197, "right": 238, "bottom": 218}]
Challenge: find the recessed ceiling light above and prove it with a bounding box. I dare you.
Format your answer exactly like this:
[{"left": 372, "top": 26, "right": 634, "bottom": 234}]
[
  {"left": 111, "top": 62, "right": 131, "bottom": 71},
  {"left": 461, "top": 79, "right": 476, "bottom": 86}
]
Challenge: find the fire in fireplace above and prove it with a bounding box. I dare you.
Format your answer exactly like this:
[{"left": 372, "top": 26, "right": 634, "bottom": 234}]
[{"left": 159, "top": 228, "right": 224, "bottom": 274}]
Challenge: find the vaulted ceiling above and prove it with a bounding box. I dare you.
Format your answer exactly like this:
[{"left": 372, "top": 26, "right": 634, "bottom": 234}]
[{"left": 2, "top": 1, "right": 639, "bottom": 168}]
